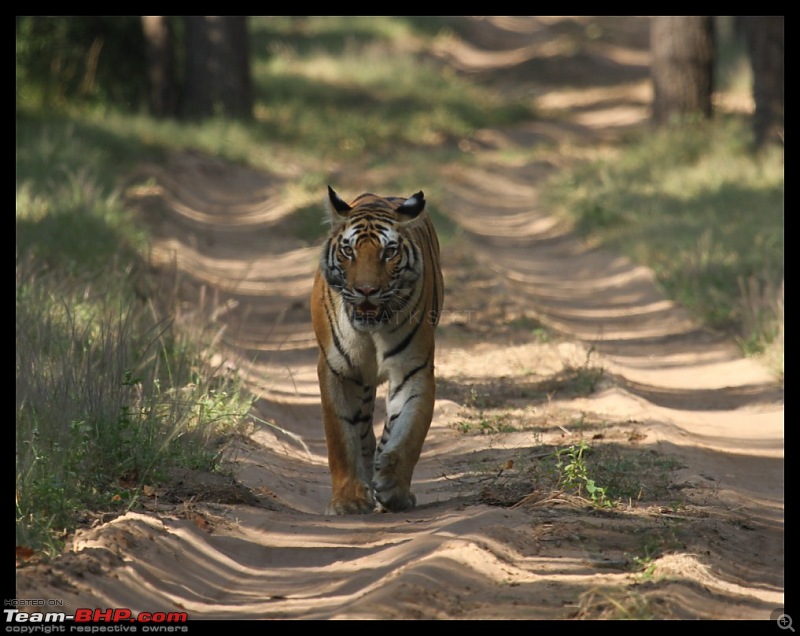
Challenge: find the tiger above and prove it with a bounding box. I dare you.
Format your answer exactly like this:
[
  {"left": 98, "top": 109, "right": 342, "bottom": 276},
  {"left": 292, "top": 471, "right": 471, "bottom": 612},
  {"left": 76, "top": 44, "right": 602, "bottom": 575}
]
[{"left": 311, "top": 186, "right": 444, "bottom": 515}]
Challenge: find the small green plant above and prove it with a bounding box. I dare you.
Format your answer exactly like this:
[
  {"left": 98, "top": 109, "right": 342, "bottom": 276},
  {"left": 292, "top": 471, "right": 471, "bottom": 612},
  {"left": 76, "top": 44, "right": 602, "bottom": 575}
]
[
  {"left": 507, "top": 315, "right": 553, "bottom": 342},
  {"left": 590, "top": 447, "right": 682, "bottom": 502},
  {"left": 554, "top": 440, "right": 613, "bottom": 508},
  {"left": 630, "top": 540, "right": 662, "bottom": 580},
  {"left": 631, "top": 555, "right": 659, "bottom": 581},
  {"left": 456, "top": 412, "right": 516, "bottom": 435},
  {"left": 577, "top": 587, "right": 657, "bottom": 620},
  {"left": 626, "top": 526, "right": 685, "bottom": 583},
  {"left": 541, "top": 347, "right": 606, "bottom": 399}
]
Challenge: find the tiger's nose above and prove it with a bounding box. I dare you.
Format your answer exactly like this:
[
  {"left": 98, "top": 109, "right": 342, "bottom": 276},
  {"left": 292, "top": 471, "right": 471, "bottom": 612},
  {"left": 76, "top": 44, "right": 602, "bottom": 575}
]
[{"left": 355, "top": 285, "right": 379, "bottom": 298}]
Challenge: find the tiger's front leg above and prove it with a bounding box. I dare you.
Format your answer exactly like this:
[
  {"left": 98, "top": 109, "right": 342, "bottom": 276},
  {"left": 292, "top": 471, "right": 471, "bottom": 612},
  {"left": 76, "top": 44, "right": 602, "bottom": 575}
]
[
  {"left": 373, "top": 357, "right": 435, "bottom": 512},
  {"left": 317, "top": 358, "right": 378, "bottom": 515}
]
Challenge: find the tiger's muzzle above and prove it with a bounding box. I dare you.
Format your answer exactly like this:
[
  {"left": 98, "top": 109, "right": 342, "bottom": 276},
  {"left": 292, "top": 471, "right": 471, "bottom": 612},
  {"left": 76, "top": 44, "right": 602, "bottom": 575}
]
[{"left": 349, "top": 285, "right": 390, "bottom": 329}]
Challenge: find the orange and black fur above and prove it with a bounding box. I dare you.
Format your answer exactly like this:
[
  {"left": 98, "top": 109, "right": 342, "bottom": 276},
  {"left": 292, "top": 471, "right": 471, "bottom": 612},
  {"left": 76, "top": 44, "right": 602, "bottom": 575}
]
[{"left": 311, "top": 186, "right": 444, "bottom": 514}]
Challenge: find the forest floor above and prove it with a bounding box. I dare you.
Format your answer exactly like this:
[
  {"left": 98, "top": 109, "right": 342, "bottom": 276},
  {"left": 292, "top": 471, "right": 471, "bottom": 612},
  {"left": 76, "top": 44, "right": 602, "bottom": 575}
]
[{"left": 16, "top": 17, "right": 784, "bottom": 620}]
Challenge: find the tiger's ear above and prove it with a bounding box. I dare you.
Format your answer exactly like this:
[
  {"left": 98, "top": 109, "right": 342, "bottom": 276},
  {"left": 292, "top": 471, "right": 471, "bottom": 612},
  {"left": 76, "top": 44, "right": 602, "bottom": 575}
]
[
  {"left": 396, "top": 191, "right": 426, "bottom": 222},
  {"left": 326, "top": 186, "right": 352, "bottom": 224}
]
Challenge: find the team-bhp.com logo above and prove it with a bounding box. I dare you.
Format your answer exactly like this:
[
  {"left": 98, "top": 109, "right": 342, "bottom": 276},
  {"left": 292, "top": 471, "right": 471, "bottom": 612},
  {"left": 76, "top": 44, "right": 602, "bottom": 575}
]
[{"left": 5, "top": 607, "right": 188, "bottom": 632}]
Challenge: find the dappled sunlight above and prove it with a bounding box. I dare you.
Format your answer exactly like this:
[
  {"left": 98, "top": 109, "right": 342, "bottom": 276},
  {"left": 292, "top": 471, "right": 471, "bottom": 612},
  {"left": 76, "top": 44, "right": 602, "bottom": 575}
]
[
  {"left": 652, "top": 553, "right": 781, "bottom": 605},
  {"left": 149, "top": 240, "right": 317, "bottom": 297},
  {"left": 26, "top": 506, "right": 637, "bottom": 618},
  {"left": 439, "top": 164, "right": 781, "bottom": 390},
  {"left": 127, "top": 154, "right": 298, "bottom": 228},
  {"left": 432, "top": 16, "right": 650, "bottom": 77},
  {"left": 16, "top": 16, "right": 782, "bottom": 620}
]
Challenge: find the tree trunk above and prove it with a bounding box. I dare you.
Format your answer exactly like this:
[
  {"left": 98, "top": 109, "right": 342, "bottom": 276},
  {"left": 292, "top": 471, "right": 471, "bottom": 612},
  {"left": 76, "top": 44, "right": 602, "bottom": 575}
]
[
  {"left": 741, "top": 16, "right": 784, "bottom": 149},
  {"left": 650, "top": 16, "right": 715, "bottom": 125},
  {"left": 141, "top": 16, "right": 177, "bottom": 118},
  {"left": 220, "top": 17, "right": 252, "bottom": 119},
  {"left": 182, "top": 16, "right": 252, "bottom": 119}
]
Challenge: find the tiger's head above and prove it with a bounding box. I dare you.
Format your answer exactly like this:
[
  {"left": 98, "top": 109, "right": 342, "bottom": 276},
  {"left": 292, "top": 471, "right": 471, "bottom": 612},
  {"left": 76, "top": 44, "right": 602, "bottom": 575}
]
[{"left": 321, "top": 186, "right": 427, "bottom": 331}]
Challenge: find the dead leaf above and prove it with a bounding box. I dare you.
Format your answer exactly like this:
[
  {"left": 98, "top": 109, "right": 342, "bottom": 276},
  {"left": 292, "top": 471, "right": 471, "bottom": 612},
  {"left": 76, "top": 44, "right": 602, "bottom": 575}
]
[
  {"left": 192, "top": 514, "right": 208, "bottom": 531},
  {"left": 16, "top": 545, "right": 37, "bottom": 566},
  {"left": 16, "top": 545, "right": 35, "bottom": 561}
]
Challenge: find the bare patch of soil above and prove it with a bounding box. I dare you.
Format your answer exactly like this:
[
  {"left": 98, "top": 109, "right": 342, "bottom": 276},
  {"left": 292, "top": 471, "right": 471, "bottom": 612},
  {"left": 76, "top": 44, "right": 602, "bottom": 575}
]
[{"left": 16, "top": 17, "right": 782, "bottom": 620}]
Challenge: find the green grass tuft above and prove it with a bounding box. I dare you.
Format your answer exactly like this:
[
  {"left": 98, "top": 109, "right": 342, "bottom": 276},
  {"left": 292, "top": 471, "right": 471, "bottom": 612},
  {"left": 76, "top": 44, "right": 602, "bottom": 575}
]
[{"left": 15, "top": 119, "right": 254, "bottom": 556}]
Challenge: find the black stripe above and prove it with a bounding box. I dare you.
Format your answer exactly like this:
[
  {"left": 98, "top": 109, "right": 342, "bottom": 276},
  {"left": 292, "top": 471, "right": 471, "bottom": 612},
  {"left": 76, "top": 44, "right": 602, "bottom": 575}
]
[
  {"left": 323, "top": 355, "right": 362, "bottom": 386},
  {"left": 405, "top": 238, "right": 419, "bottom": 270},
  {"left": 401, "top": 392, "right": 421, "bottom": 410},
  {"left": 384, "top": 392, "right": 419, "bottom": 430},
  {"left": 377, "top": 389, "right": 417, "bottom": 451},
  {"left": 390, "top": 355, "right": 431, "bottom": 399},
  {"left": 378, "top": 393, "right": 419, "bottom": 449},
  {"left": 344, "top": 411, "right": 372, "bottom": 426},
  {"left": 323, "top": 285, "right": 355, "bottom": 369},
  {"left": 419, "top": 226, "right": 441, "bottom": 325},
  {"left": 390, "top": 283, "right": 424, "bottom": 334},
  {"left": 384, "top": 316, "right": 422, "bottom": 359}
]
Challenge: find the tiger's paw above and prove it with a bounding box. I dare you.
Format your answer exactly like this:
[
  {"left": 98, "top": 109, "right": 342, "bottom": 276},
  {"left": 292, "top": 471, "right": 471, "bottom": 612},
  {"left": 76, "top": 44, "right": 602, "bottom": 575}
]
[
  {"left": 373, "top": 450, "right": 416, "bottom": 512},
  {"left": 374, "top": 488, "right": 416, "bottom": 513},
  {"left": 325, "top": 498, "right": 375, "bottom": 515},
  {"left": 326, "top": 479, "right": 375, "bottom": 515}
]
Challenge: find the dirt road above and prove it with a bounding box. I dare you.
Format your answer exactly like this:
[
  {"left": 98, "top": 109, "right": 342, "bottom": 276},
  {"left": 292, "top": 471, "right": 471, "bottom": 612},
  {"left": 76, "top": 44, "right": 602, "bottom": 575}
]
[{"left": 16, "top": 17, "right": 783, "bottom": 620}]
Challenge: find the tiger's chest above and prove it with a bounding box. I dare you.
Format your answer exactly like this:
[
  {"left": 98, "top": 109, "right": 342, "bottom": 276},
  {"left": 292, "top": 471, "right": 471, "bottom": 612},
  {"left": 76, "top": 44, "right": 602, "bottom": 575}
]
[{"left": 331, "top": 293, "right": 424, "bottom": 384}]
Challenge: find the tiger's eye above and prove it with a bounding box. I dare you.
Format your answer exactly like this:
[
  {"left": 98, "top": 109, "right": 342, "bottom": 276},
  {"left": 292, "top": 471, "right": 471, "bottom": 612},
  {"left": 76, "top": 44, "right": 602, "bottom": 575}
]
[
  {"left": 383, "top": 246, "right": 397, "bottom": 260},
  {"left": 341, "top": 245, "right": 355, "bottom": 259}
]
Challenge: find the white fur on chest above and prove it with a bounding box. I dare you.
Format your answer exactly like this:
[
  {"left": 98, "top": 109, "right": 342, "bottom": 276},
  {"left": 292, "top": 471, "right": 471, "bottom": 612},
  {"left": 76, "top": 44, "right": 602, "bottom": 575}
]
[{"left": 335, "top": 301, "right": 421, "bottom": 385}]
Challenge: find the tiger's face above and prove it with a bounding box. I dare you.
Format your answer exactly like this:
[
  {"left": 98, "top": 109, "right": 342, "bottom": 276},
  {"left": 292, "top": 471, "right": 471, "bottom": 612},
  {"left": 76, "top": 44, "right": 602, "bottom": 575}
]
[{"left": 321, "top": 187, "right": 426, "bottom": 331}]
